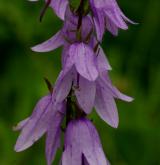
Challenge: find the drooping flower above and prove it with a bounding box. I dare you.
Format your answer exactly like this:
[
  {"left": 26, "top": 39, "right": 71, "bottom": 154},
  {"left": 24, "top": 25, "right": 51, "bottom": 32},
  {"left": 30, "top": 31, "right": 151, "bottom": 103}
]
[
  {"left": 32, "top": 7, "right": 99, "bottom": 82},
  {"left": 14, "top": 94, "right": 65, "bottom": 162},
  {"left": 89, "top": 0, "right": 135, "bottom": 40},
  {"left": 31, "top": 6, "right": 93, "bottom": 53},
  {"left": 48, "top": 53, "right": 133, "bottom": 128},
  {"left": 62, "top": 118, "right": 110, "bottom": 165}
]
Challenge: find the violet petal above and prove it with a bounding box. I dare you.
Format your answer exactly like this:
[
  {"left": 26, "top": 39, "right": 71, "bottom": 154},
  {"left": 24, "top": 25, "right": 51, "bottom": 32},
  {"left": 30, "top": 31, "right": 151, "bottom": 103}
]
[
  {"left": 31, "top": 31, "right": 64, "bottom": 52},
  {"left": 49, "top": 0, "right": 68, "bottom": 20},
  {"left": 70, "top": 43, "right": 98, "bottom": 81},
  {"left": 95, "top": 83, "right": 119, "bottom": 128},
  {"left": 75, "top": 76, "right": 96, "bottom": 114},
  {"left": 14, "top": 95, "right": 52, "bottom": 152},
  {"left": 46, "top": 103, "right": 65, "bottom": 165}
]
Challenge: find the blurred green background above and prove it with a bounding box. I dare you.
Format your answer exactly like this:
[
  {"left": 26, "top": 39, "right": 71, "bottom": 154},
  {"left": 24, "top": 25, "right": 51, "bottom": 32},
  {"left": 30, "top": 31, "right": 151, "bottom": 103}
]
[{"left": 0, "top": 0, "right": 160, "bottom": 164}]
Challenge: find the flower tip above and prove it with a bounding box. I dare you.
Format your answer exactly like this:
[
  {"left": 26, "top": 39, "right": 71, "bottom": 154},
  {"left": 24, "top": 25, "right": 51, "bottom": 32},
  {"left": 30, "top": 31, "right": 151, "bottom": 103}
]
[
  {"left": 102, "top": 117, "right": 119, "bottom": 128},
  {"left": 31, "top": 45, "right": 48, "bottom": 53},
  {"left": 31, "top": 46, "right": 41, "bottom": 53},
  {"left": 125, "top": 96, "right": 134, "bottom": 102},
  {"left": 14, "top": 139, "right": 34, "bottom": 153},
  {"left": 14, "top": 144, "right": 23, "bottom": 153},
  {"left": 130, "top": 20, "right": 139, "bottom": 25},
  {"left": 108, "top": 65, "right": 112, "bottom": 70},
  {"left": 31, "top": 45, "right": 50, "bottom": 53},
  {"left": 112, "top": 121, "right": 119, "bottom": 129},
  {"left": 109, "top": 118, "right": 119, "bottom": 129},
  {"left": 14, "top": 143, "right": 30, "bottom": 152},
  {"left": 119, "top": 93, "right": 134, "bottom": 102},
  {"left": 13, "top": 118, "right": 30, "bottom": 131},
  {"left": 129, "top": 97, "right": 134, "bottom": 102}
]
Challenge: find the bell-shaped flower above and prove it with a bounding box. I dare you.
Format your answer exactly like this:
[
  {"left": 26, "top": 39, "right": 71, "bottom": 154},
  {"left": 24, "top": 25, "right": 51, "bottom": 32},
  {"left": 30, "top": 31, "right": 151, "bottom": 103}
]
[
  {"left": 14, "top": 94, "right": 65, "bottom": 158},
  {"left": 62, "top": 118, "right": 110, "bottom": 165},
  {"left": 51, "top": 69, "right": 133, "bottom": 129},
  {"left": 51, "top": 67, "right": 96, "bottom": 114},
  {"left": 31, "top": 6, "right": 93, "bottom": 53},
  {"left": 89, "top": 0, "right": 135, "bottom": 40},
  {"left": 50, "top": 44, "right": 133, "bottom": 127}
]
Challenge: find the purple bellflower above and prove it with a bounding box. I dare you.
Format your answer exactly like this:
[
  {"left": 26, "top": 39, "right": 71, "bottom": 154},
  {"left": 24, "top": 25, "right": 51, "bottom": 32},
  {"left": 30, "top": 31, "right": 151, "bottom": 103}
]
[
  {"left": 62, "top": 118, "right": 110, "bottom": 165},
  {"left": 15, "top": 0, "right": 135, "bottom": 164},
  {"left": 14, "top": 94, "right": 65, "bottom": 160},
  {"left": 89, "top": 0, "right": 135, "bottom": 41}
]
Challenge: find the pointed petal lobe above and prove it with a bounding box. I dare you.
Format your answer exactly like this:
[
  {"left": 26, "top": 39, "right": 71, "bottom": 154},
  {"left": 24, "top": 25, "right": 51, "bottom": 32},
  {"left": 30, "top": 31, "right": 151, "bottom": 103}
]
[
  {"left": 31, "top": 31, "right": 64, "bottom": 52},
  {"left": 96, "top": 46, "right": 112, "bottom": 72},
  {"left": 95, "top": 83, "right": 119, "bottom": 128},
  {"left": 49, "top": 0, "right": 68, "bottom": 20},
  {"left": 13, "top": 118, "right": 30, "bottom": 131},
  {"left": 14, "top": 95, "right": 52, "bottom": 152}
]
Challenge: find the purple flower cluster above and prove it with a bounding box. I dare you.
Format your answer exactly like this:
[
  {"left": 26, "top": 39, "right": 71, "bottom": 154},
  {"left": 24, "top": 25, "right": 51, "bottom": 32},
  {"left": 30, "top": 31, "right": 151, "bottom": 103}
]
[{"left": 14, "top": 0, "right": 134, "bottom": 164}]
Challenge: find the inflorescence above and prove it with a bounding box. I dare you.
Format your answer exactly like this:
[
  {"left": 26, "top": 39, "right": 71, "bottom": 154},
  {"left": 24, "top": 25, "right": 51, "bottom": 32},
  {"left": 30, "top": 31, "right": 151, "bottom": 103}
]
[{"left": 14, "top": 0, "right": 135, "bottom": 164}]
